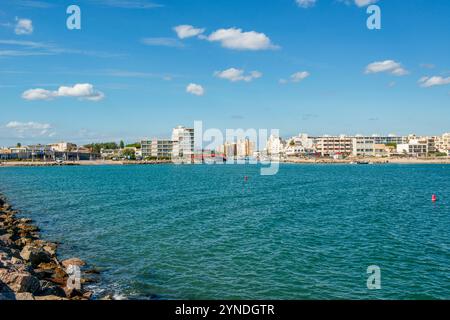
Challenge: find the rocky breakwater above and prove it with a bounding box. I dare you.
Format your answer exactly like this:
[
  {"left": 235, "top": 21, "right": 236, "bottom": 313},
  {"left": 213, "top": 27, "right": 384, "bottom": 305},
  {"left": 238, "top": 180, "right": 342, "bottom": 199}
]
[{"left": 0, "top": 194, "right": 99, "bottom": 300}]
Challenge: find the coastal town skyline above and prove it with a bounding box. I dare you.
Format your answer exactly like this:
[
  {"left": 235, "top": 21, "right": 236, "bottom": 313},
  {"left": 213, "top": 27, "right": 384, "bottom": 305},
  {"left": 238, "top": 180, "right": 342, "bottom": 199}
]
[{"left": 1, "top": 0, "right": 450, "bottom": 146}]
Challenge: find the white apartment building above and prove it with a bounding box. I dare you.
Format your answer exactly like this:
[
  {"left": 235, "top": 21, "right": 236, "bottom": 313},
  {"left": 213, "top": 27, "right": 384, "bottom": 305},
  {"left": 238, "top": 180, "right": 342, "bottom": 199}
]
[
  {"left": 236, "top": 139, "right": 255, "bottom": 158},
  {"left": 48, "top": 142, "right": 77, "bottom": 152},
  {"left": 172, "top": 126, "right": 195, "bottom": 163},
  {"left": 397, "top": 139, "right": 428, "bottom": 157},
  {"left": 315, "top": 135, "right": 353, "bottom": 157},
  {"left": 266, "top": 134, "right": 285, "bottom": 156},
  {"left": 352, "top": 137, "right": 375, "bottom": 157},
  {"left": 435, "top": 133, "right": 450, "bottom": 155},
  {"left": 141, "top": 139, "right": 173, "bottom": 159}
]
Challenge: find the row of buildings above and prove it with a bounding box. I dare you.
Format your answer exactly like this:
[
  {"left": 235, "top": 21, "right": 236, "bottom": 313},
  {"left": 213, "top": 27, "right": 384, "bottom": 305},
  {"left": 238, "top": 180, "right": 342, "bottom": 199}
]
[
  {"left": 2, "top": 127, "right": 449, "bottom": 162},
  {"left": 266, "top": 133, "right": 450, "bottom": 158},
  {"left": 0, "top": 142, "right": 99, "bottom": 161}
]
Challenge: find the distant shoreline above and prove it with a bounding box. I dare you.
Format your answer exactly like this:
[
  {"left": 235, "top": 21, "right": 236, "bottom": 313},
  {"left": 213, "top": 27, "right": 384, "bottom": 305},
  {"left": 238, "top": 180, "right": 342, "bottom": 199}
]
[{"left": 1, "top": 158, "right": 450, "bottom": 167}]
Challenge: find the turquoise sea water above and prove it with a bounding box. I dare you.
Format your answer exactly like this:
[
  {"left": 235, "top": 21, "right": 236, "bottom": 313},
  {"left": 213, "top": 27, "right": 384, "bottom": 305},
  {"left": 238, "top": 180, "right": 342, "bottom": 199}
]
[{"left": 0, "top": 164, "right": 449, "bottom": 300}]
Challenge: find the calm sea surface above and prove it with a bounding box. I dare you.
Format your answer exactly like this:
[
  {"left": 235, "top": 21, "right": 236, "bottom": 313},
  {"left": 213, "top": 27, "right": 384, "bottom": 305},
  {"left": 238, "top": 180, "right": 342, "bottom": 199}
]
[{"left": 0, "top": 164, "right": 449, "bottom": 299}]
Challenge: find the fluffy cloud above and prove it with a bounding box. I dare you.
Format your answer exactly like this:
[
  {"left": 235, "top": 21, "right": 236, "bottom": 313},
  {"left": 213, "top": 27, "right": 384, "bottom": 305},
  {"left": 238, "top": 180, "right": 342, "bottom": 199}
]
[
  {"left": 296, "top": 0, "right": 316, "bottom": 8},
  {"left": 186, "top": 83, "right": 204, "bottom": 96},
  {"left": 354, "top": 0, "right": 378, "bottom": 7},
  {"left": 280, "top": 71, "right": 310, "bottom": 84},
  {"left": 5, "top": 121, "right": 54, "bottom": 137},
  {"left": 207, "top": 28, "right": 278, "bottom": 51},
  {"left": 365, "top": 60, "right": 409, "bottom": 76},
  {"left": 141, "top": 37, "right": 183, "bottom": 47},
  {"left": 173, "top": 25, "right": 205, "bottom": 39},
  {"left": 22, "top": 83, "right": 105, "bottom": 101},
  {"left": 418, "top": 76, "right": 450, "bottom": 88},
  {"left": 15, "top": 18, "right": 33, "bottom": 35},
  {"left": 214, "top": 68, "right": 262, "bottom": 82}
]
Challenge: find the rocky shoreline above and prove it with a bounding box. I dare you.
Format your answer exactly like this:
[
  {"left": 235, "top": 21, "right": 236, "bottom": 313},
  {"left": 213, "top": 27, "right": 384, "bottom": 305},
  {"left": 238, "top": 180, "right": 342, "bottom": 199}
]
[{"left": 0, "top": 194, "right": 102, "bottom": 300}]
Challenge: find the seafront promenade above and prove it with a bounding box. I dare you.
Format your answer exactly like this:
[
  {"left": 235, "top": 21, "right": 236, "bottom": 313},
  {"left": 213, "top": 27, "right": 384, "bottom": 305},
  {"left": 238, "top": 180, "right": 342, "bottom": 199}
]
[{"left": 1, "top": 158, "right": 450, "bottom": 167}]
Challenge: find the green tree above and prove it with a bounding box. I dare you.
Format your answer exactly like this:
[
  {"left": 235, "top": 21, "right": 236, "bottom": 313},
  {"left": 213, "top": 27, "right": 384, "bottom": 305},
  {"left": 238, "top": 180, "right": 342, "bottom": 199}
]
[
  {"left": 122, "top": 148, "right": 136, "bottom": 160},
  {"left": 16, "top": 143, "right": 22, "bottom": 147},
  {"left": 126, "top": 142, "right": 141, "bottom": 149},
  {"left": 119, "top": 140, "right": 125, "bottom": 149}
]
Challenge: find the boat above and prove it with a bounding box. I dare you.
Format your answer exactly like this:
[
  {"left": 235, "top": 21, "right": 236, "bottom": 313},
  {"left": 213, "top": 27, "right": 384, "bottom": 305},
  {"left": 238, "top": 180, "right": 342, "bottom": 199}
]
[{"left": 356, "top": 161, "right": 370, "bottom": 165}]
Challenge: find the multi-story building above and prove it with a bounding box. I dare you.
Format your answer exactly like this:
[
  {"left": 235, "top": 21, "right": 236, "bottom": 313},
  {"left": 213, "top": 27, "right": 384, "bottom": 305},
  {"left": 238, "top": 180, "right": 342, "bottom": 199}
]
[
  {"left": 266, "top": 134, "right": 285, "bottom": 156},
  {"left": 236, "top": 139, "right": 255, "bottom": 158},
  {"left": 372, "top": 135, "right": 407, "bottom": 145},
  {"left": 172, "top": 126, "right": 195, "bottom": 163},
  {"left": 48, "top": 142, "right": 77, "bottom": 152},
  {"left": 435, "top": 133, "right": 450, "bottom": 155},
  {"left": 397, "top": 140, "right": 428, "bottom": 157},
  {"left": 223, "top": 142, "right": 237, "bottom": 158},
  {"left": 141, "top": 139, "right": 173, "bottom": 159},
  {"left": 352, "top": 137, "right": 375, "bottom": 157},
  {"left": 315, "top": 135, "right": 353, "bottom": 157}
]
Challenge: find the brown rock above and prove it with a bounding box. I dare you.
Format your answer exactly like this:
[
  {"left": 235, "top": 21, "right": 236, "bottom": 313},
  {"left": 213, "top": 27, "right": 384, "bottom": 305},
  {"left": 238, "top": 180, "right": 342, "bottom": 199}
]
[
  {"left": 61, "top": 258, "right": 86, "bottom": 268},
  {"left": 37, "top": 280, "right": 66, "bottom": 297},
  {"left": 15, "top": 292, "right": 35, "bottom": 300},
  {"left": 20, "top": 245, "right": 52, "bottom": 267},
  {"left": 34, "top": 295, "right": 69, "bottom": 300},
  {"left": 64, "top": 287, "right": 83, "bottom": 298},
  {"left": 0, "top": 270, "right": 41, "bottom": 293}
]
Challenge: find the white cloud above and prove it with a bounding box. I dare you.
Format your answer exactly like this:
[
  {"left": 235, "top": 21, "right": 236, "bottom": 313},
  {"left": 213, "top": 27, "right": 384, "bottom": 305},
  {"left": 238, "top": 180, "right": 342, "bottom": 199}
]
[
  {"left": 15, "top": 18, "right": 33, "bottom": 35},
  {"left": 207, "top": 28, "right": 278, "bottom": 51},
  {"left": 141, "top": 37, "right": 184, "bottom": 47},
  {"left": 354, "top": 0, "right": 378, "bottom": 7},
  {"left": 365, "top": 60, "right": 409, "bottom": 76},
  {"left": 92, "top": 0, "right": 162, "bottom": 9},
  {"left": 173, "top": 25, "right": 205, "bottom": 39},
  {"left": 296, "top": 0, "right": 316, "bottom": 8},
  {"left": 214, "top": 68, "right": 262, "bottom": 82},
  {"left": 418, "top": 76, "right": 450, "bottom": 88},
  {"left": 186, "top": 83, "right": 204, "bottom": 96},
  {"left": 291, "top": 71, "right": 310, "bottom": 82},
  {"left": 280, "top": 71, "right": 310, "bottom": 84},
  {"left": 22, "top": 83, "right": 105, "bottom": 101},
  {"left": 5, "top": 121, "right": 53, "bottom": 137}
]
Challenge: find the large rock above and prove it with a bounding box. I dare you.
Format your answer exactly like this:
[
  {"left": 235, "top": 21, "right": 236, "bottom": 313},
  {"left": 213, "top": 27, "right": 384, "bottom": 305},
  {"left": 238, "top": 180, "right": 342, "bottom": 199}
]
[
  {"left": 34, "top": 295, "right": 69, "bottom": 300},
  {"left": 61, "top": 258, "right": 86, "bottom": 268},
  {"left": 37, "top": 280, "right": 66, "bottom": 297},
  {"left": 0, "top": 270, "right": 41, "bottom": 293},
  {"left": 20, "top": 245, "right": 52, "bottom": 267},
  {"left": 15, "top": 292, "right": 35, "bottom": 300}
]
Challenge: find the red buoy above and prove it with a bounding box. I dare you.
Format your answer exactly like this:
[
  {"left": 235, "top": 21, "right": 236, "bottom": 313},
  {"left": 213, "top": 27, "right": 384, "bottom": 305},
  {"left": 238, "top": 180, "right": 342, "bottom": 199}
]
[{"left": 432, "top": 194, "right": 437, "bottom": 202}]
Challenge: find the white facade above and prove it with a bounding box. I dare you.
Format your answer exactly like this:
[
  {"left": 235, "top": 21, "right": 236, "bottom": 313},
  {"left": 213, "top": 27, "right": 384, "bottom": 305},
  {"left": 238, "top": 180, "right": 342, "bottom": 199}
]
[
  {"left": 266, "top": 134, "right": 285, "bottom": 156},
  {"left": 397, "top": 140, "right": 428, "bottom": 157},
  {"left": 436, "top": 133, "right": 450, "bottom": 155},
  {"left": 172, "top": 126, "right": 195, "bottom": 162},
  {"left": 141, "top": 139, "right": 173, "bottom": 159},
  {"left": 236, "top": 139, "right": 255, "bottom": 157},
  {"left": 352, "top": 137, "right": 375, "bottom": 157},
  {"left": 48, "top": 142, "right": 77, "bottom": 152}
]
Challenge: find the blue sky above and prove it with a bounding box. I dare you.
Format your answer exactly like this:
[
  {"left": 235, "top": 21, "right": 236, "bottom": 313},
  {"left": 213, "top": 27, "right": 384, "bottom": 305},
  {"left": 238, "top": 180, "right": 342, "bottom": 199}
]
[{"left": 0, "top": 0, "right": 449, "bottom": 146}]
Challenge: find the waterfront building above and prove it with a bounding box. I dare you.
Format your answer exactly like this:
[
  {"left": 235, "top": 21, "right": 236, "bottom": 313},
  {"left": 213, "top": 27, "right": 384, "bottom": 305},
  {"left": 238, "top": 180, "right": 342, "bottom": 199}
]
[
  {"left": 315, "top": 135, "right": 353, "bottom": 157},
  {"left": 371, "top": 135, "right": 407, "bottom": 145},
  {"left": 141, "top": 139, "right": 173, "bottom": 159},
  {"left": 435, "top": 133, "right": 450, "bottom": 155},
  {"left": 266, "top": 134, "right": 285, "bottom": 156},
  {"left": 352, "top": 137, "right": 375, "bottom": 157},
  {"left": 223, "top": 142, "right": 237, "bottom": 158},
  {"left": 172, "top": 126, "right": 195, "bottom": 163},
  {"left": 236, "top": 139, "right": 255, "bottom": 157},
  {"left": 397, "top": 140, "right": 428, "bottom": 157},
  {"left": 48, "top": 142, "right": 77, "bottom": 152}
]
